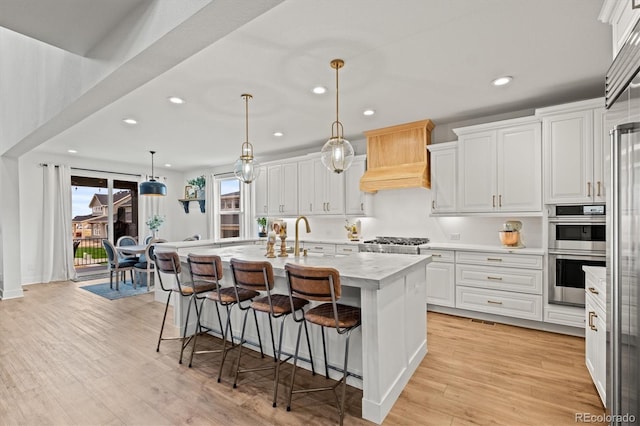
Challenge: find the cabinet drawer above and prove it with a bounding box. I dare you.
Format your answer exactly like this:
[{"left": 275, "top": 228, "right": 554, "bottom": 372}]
[
  {"left": 456, "top": 286, "right": 543, "bottom": 321},
  {"left": 456, "top": 264, "right": 542, "bottom": 294},
  {"left": 336, "top": 245, "right": 357, "bottom": 255},
  {"left": 421, "top": 249, "right": 454, "bottom": 263},
  {"left": 456, "top": 251, "right": 542, "bottom": 269},
  {"left": 583, "top": 266, "right": 606, "bottom": 310},
  {"left": 303, "top": 243, "right": 336, "bottom": 255}
]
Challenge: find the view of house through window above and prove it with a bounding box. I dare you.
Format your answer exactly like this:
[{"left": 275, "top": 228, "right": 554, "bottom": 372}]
[
  {"left": 219, "top": 178, "right": 241, "bottom": 238},
  {"left": 71, "top": 176, "right": 139, "bottom": 274}
]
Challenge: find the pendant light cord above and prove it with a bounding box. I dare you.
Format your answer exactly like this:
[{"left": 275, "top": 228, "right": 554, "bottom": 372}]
[{"left": 150, "top": 150, "right": 156, "bottom": 180}]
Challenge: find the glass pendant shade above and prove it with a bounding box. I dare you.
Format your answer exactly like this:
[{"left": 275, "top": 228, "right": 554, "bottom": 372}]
[
  {"left": 322, "top": 58, "right": 354, "bottom": 174},
  {"left": 321, "top": 136, "right": 354, "bottom": 174},
  {"left": 235, "top": 94, "right": 260, "bottom": 184},
  {"left": 233, "top": 156, "right": 260, "bottom": 183},
  {"left": 140, "top": 150, "right": 167, "bottom": 196}
]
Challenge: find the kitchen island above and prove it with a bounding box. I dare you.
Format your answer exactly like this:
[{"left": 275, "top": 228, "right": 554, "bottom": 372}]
[{"left": 155, "top": 243, "right": 430, "bottom": 424}]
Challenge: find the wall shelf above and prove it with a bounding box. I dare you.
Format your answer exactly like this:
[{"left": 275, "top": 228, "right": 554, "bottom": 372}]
[{"left": 178, "top": 198, "right": 205, "bottom": 213}]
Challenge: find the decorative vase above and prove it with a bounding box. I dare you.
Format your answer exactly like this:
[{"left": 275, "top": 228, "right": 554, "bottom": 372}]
[{"left": 196, "top": 188, "right": 205, "bottom": 199}]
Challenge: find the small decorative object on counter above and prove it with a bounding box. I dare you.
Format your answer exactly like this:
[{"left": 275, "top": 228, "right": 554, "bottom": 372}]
[
  {"left": 266, "top": 230, "right": 276, "bottom": 258},
  {"left": 344, "top": 219, "right": 361, "bottom": 241},
  {"left": 257, "top": 217, "right": 267, "bottom": 237},
  {"left": 499, "top": 220, "right": 525, "bottom": 248},
  {"left": 278, "top": 234, "right": 288, "bottom": 257}
]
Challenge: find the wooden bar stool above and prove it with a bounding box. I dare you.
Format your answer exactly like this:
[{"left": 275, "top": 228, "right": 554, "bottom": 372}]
[
  {"left": 185, "top": 253, "right": 251, "bottom": 369},
  {"left": 284, "top": 263, "right": 361, "bottom": 426},
  {"left": 153, "top": 251, "right": 217, "bottom": 364},
  {"left": 228, "top": 258, "right": 315, "bottom": 407}
]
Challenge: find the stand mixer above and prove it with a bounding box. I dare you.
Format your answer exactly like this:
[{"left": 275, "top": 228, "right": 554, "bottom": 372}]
[{"left": 499, "top": 220, "right": 525, "bottom": 248}]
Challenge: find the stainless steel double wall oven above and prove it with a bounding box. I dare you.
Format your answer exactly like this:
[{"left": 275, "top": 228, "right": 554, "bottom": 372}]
[{"left": 548, "top": 204, "right": 606, "bottom": 308}]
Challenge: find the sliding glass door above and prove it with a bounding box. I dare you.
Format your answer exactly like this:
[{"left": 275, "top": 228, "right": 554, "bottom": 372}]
[{"left": 71, "top": 176, "right": 139, "bottom": 274}]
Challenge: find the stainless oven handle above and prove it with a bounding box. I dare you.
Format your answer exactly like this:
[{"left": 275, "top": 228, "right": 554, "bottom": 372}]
[
  {"left": 548, "top": 218, "right": 605, "bottom": 224},
  {"left": 548, "top": 251, "right": 606, "bottom": 259}
]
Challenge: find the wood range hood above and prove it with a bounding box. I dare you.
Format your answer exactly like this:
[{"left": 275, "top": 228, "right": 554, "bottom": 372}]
[{"left": 359, "top": 119, "right": 435, "bottom": 193}]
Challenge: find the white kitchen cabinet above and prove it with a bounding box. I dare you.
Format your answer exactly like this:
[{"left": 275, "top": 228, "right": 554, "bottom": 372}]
[
  {"left": 423, "top": 249, "right": 455, "bottom": 307},
  {"left": 427, "top": 141, "right": 457, "bottom": 214},
  {"left": 599, "top": 0, "right": 640, "bottom": 58},
  {"left": 253, "top": 166, "right": 268, "bottom": 216},
  {"left": 536, "top": 98, "right": 605, "bottom": 204},
  {"left": 454, "top": 250, "right": 543, "bottom": 321},
  {"left": 345, "top": 155, "right": 372, "bottom": 216},
  {"left": 267, "top": 162, "right": 298, "bottom": 216},
  {"left": 298, "top": 157, "right": 345, "bottom": 215},
  {"left": 584, "top": 265, "right": 606, "bottom": 407},
  {"left": 455, "top": 116, "right": 541, "bottom": 213}
]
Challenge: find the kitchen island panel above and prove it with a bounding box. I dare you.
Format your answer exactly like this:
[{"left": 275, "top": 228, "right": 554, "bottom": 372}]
[{"left": 154, "top": 244, "right": 430, "bottom": 424}]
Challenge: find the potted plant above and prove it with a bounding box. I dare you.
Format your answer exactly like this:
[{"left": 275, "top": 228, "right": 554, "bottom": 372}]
[
  {"left": 257, "top": 217, "right": 267, "bottom": 237},
  {"left": 188, "top": 175, "right": 206, "bottom": 198}
]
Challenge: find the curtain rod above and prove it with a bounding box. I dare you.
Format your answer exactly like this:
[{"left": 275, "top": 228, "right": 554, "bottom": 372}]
[{"left": 39, "top": 163, "right": 142, "bottom": 177}]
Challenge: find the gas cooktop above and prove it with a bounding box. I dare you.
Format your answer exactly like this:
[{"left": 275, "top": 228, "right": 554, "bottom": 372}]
[
  {"left": 362, "top": 237, "right": 430, "bottom": 246},
  {"left": 359, "top": 237, "right": 430, "bottom": 254}
]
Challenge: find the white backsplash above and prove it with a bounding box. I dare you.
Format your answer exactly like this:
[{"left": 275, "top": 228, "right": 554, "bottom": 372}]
[{"left": 279, "top": 187, "right": 543, "bottom": 248}]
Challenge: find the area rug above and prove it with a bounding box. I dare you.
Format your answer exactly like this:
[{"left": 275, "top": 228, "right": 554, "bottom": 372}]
[{"left": 79, "top": 281, "right": 149, "bottom": 300}]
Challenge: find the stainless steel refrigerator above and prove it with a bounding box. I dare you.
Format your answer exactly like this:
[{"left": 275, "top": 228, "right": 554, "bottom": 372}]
[{"left": 605, "top": 19, "right": 640, "bottom": 426}]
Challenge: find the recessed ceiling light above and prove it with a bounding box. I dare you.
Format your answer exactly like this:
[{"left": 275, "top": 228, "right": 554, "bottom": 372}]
[
  {"left": 273, "top": 131, "right": 284, "bottom": 137},
  {"left": 363, "top": 109, "right": 376, "bottom": 116},
  {"left": 164, "top": 163, "right": 172, "bottom": 167},
  {"left": 168, "top": 96, "right": 185, "bottom": 104},
  {"left": 492, "top": 76, "right": 513, "bottom": 86},
  {"left": 67, "top": 149, "right": 77, "bottom": 154},
  {"left": 312, "top": 86, "right": 327, "bottom": 94},
  {"left": 122, "top": 118, "right": 137, "bottom": 125}
]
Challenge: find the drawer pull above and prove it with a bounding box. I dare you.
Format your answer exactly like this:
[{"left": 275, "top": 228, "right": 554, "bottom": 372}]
[
  {"left": 486, "top": 257, "right": 503, "bottom": 262},
  {"left": 431, "top": 254, "right": 442, "bottom": 258},
  {"left": 487, "top": 276, "right": 503, "bottom": 281},
  {"left": 487, "top": 300, "right": 503, "bottom": 305},
  {"left": 342, "top": 248, "right": 353, "bottom": 252},
  {"left": 588, "top": 287, "right": 599, "bottom": 295}
]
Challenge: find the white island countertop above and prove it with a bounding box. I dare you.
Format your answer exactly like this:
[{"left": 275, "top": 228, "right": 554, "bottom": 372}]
[{"left": 180, "top": 245, "right": 431, "bottom": 291}]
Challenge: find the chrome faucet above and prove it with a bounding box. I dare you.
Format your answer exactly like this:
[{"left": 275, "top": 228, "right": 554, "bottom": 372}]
[{"left": 294, "top": 216, "right": 311, "bottom": 257}]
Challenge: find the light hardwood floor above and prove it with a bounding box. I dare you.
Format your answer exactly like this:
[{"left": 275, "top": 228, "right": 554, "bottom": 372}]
[{"left": 0, "top": 281, "right": 606, "bottom": 425}]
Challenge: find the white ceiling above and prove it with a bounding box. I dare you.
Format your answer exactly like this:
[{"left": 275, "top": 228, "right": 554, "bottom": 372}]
[{"left": 6, "top": 0, "right": 613, "bottom": 172}]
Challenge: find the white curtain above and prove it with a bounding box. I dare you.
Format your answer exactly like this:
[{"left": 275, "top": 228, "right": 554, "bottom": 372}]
[
  {"left": 205, "top": 173, "right": 215, "bottom": 239},
  {"left": 205, "top": 173, "right": 220, "bottom": 240},
  {"left": 138, "top": 175, "right": 167, "bottom": 241},
  {"left": 42, "top": 164, "right": 77, "bottom": 282}
]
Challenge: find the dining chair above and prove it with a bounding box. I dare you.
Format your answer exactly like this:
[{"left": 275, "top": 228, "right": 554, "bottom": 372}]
[
  {"left": 116, "top": 235, "right": 139, "bottom": 262},
  {"left": 133, "top": 238, "right": 166, "bottom": 291},
  {"left": 284, "top": 263, "right": 361, "bottom": 425},
  {"left": 102, "top": 239, "right": 136, "bottom": 291}
]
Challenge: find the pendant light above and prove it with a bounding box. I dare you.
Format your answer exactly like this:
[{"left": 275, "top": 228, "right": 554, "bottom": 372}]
[
  {"left": 321, "top": 58, "right": 354, "bottom": 174},
  {"left": 139, "top": 150, "right": 167, "bottom": 196},
  {"left": 234, "top": 93, "right": 260, "bottom": 183}
]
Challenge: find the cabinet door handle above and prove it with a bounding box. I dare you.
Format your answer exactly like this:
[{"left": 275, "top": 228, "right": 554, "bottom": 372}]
[
  {"left": 487, "top": 257, "right": 503, "bottom": 262},
  {"left": 587, "top": 181, "right": 591, "bottom": 197},
  {"left": 327, "top": 202, "right": 330, "bottom": 211},
  {"left": 597, "top": 181, "right": 601, "bottom": 197},
  {"left": 487, "top": 300, "right": 503, "bottom": 305},
  {"left": 487, "top": 276, "right": 503, "bottom": 281},
  {"left": 589, "top": 311, "right": 598, "bottom": 331},
  {"left": 492, "top": 195, "right": 496, "bottom": 207},
  {"left": 360, "top": 202, "right": 364, "bottom": 211},
  {"left": 499, "top": 194, "right": 502, "bottom": 207},
  {"left": 310, "top": 203, "right": 313, "bottom": 211},
  {"left": 588, "top": 286, "right": 599, "bottom": 295}
]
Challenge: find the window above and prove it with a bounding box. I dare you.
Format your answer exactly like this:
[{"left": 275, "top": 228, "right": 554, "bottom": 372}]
[{"left": 218, "top": 177, "right": 242, "bottom": 239}]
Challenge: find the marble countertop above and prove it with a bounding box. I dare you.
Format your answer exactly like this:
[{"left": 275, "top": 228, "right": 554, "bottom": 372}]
[
  {"left": 421, "top": 242, "right": 545, "bottom": 255},
  {"left": 181, "top": 245, "right": 431, "bottom": 291}
]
